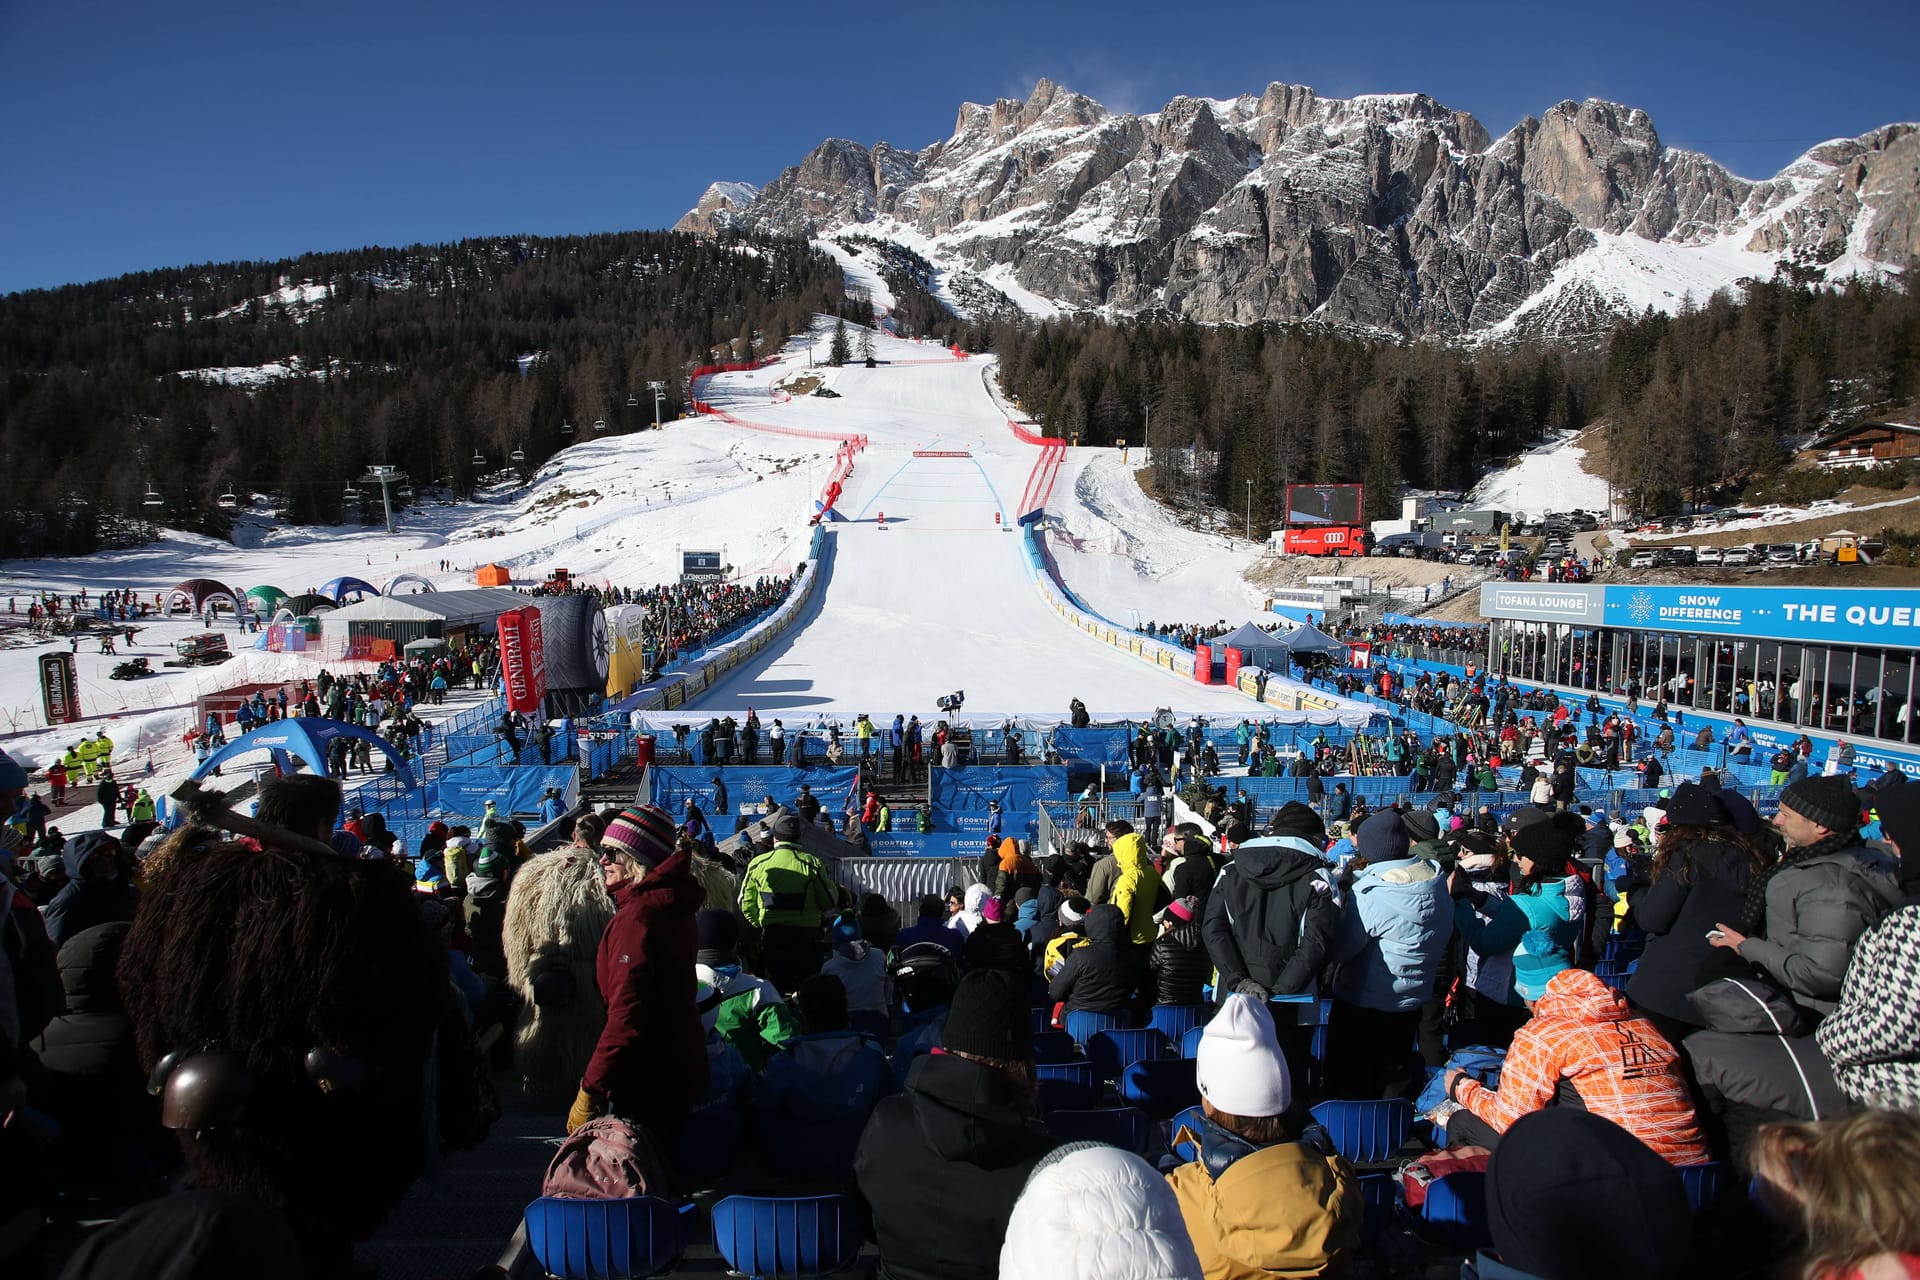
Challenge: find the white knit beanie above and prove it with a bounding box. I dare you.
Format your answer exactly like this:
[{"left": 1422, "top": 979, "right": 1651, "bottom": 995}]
[{"left": 1195, "top": 994, "right": 1292, "bottom": 1117}]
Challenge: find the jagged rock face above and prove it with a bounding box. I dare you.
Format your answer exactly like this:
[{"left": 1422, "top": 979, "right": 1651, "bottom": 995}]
[{"left": 676, "top": 80, "right": 1917, "bottom": 338}]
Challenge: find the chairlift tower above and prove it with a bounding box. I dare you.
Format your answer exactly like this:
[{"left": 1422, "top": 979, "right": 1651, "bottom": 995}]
[
  {"left": 648, "top": 380, "right": 667, "bottom": 430},
  {"left": 360, "top": 465, "right": 408, "bottom": 535}
]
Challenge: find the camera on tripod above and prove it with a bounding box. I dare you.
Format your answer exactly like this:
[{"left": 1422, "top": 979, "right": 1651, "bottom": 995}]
[{"left": 936, "top": 690, "right": 965, "bottom": 714}]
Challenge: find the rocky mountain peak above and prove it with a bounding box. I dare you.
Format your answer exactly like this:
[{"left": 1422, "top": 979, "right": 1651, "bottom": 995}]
[{"left": 678, "top": 79, "right": 1918, "bottom": 341}]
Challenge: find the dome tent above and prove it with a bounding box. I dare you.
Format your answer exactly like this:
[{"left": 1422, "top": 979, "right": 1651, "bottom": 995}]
[
  {"left": 318, "top": 576, "right": 380, "bottom": 605},
  {"left": 245, "top": 585, "right": 289, "bottom": 614},
  {"left": 273, "top": 593, "right": 338, "bottom": 621},
  {"left": 163, "top": 578, "right": 245, "bottom": 618},
  {"left": 382, "top": 572, "right": 436, "bottom": 596}
]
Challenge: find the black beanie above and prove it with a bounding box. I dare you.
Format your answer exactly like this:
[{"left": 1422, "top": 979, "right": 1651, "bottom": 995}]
[
  {"left": 1487, "top": 1109, "right": 1691, "bottom": 1280},
  {"left": 1267, "top": 800, "right": 1326, "bottom": 845},
  {"left": 1509, "top": 810, "right": 1585, "bottom": 874},
  {"left": 1873, "top": 783, "right": 1920, "bottom": 892},
  {"left": 1780, "top": 774, "right": 1861, "bottom": 834},
  {"left": 963, "top": 922, "right": 1030, "bottom": 974},
  {"left": 1661, "top": 782, "right": 1728, "bottom": 829},
  {"left": 941, "top": 970, "right": 1033, "bottom": 1063},
  {"left": 696, "top": 909, "right": 741, "bottom": 964}
]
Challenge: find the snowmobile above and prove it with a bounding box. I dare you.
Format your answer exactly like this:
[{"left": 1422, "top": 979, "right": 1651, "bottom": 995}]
[{"left": 110, "top": 657, "right": 151, "bottom": 680}]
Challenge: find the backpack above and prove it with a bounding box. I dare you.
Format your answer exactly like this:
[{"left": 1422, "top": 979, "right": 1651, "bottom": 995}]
[
  {"left": 1397, "top": 1147, "right": 1492, "bottom": 1208},
  {"left": 542, "top": 1115, "right": 673, "bottom": 1199}
]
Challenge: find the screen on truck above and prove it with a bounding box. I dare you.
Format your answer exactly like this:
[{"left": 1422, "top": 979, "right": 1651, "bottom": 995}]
[{"left": 1284, "top": 483, "right": 1363, "bottom": 526}]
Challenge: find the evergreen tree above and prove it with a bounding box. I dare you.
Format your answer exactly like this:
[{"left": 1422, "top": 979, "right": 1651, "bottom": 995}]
[{"left": 829, "top": 319, "right": 851, "bottom": 367}]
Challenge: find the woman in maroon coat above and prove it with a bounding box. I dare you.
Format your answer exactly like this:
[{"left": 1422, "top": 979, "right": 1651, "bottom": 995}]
[{"left": 568, "top": 805, "right": 708, "bottom": 1154}]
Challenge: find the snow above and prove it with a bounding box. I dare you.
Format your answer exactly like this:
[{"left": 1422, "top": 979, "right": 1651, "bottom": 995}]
[
  {"left": 175, "top": 356, "right": 355, "bottom": 387},
  {"left": 1, "top": 316, "right": 1368, "bottom": 830},
  {"left": 1467, "top": 430, "right": 1611, "bottom": 519},
  {"left": 211, "top": 280, "right": 332, "bottom": 321},
  {"left": 811, "top": 240, "right": 896, "bottom": 313}
]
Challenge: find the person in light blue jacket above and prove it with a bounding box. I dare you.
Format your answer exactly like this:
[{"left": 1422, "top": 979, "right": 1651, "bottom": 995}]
[
  {"left": 1450, "top": 812, "right": 1583, "bottom": 1012},
  {"left": 1325, "top": 811, "right": 1454, "bottom": 1098}
]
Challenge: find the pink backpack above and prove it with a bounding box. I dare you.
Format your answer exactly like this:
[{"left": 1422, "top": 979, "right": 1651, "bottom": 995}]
[{"left": 542, "top": 1116, "right": 674, "bottom": 1200}]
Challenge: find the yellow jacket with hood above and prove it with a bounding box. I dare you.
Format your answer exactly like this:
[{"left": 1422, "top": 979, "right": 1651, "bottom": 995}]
[{"left": 1108, "top": 832, "right": 1167, "bottom": 946}]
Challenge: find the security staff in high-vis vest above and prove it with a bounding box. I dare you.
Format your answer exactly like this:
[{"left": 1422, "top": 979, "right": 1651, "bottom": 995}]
[{"left": 737, "top": 807, "right": 837, "bottom": 995}]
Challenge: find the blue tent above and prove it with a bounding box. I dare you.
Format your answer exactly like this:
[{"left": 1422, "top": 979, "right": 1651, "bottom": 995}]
[
  {"left": 191, "top": 719, "right": 417, "bottom": 789},
  {"left": 318, "top": 576, "right": 381, "bottom": 605}
]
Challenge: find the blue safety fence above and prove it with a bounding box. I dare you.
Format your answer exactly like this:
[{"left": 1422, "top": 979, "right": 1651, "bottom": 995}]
[
  {"left": 427, "top": 766, "right": 578, "bottom": 819},
  {"left": 1053, "top": 727, "right": 1133, "bottom": 769},
  {"left": 647, "top": 765, "right": 863, "bottom": 821},
  {"left": 931, "top": 766, "right": 1068, "bottom": 841}
]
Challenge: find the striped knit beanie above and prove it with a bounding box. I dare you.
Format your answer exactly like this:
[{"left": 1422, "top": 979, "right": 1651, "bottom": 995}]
[{"left": 602, "top": 804, "right": 676, "bottom": 869}]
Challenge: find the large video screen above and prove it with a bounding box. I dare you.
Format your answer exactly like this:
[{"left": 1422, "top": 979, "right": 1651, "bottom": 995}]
[{"left": 1284, "top": 483, "right": 1364, "bottom": 526}]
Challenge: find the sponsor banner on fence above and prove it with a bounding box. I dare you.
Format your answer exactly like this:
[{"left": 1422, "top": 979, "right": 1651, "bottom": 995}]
[
  {"left": 39, "top": 653, "right": 79, "bottom": 724},
  {"left": 497, "top": 607, "right": 547, "bottom": 714}
]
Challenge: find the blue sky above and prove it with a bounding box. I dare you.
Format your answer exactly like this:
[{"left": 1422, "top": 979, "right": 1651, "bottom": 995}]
[{"left": 3, "top": 0, "right": 1913, "bottom": 294}]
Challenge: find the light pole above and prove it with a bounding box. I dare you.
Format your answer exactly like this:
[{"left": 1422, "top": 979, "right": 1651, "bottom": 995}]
[
  {"left": 1246, "top": 479, "right": 1253, "bottom": 541},
  {"left": 648, "top": 380, "right": 666, "bottom": 430}
]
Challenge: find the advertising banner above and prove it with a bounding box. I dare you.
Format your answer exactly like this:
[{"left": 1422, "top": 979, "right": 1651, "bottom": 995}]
[
  {"left": 497, "top": 607, "right": 547, "bottom": 714},
  {"left": 1478, "top": 582, "right": 1607, "bottom": 624},
  {"left": 1348, "top": 642, "right": 1373, "bottom": 669},
  {"left": 1600, "top": 585, "right": 1920, "bottom": 645},
  {"left": 1283, "top": 483, "right": 1364, "bottom": 526},
  {"left": 39, "top": 653, "right": 79, "bottom": 725}
]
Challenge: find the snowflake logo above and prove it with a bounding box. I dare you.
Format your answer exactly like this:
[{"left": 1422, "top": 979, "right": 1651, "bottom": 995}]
[
  {"left": 1628, "top": 591, "right": 1656, "bottom": 626},
  {"left": 589, "top": 611, "right": 610, "bottom": 676}
]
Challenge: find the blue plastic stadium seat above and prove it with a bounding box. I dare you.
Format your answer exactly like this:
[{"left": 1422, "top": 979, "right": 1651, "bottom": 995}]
[
  {"left": 1046, "top": 1106, "right": 1161, "bottom": 1158},
  {"left": 709, "top": 1194, "right": 862, "bottom": 1279},
  {"left": 1168, "top": 1104, "right": 1208, "bottom": 1163},
  {"left": 1036, "top": 1076, "right": 1102, "bottom": 1113},
  {"left": 1032, "top": 1029, "right": 1079, "bottom": 1064},
  {"left": 1679, "top": 1162, "right": 1728, "bottom": 1213},
  {"left": 1417, "top": 1172, "right": 1493, "bottom": 1251},
  {"left": 1180, "top": 1025, "right": 1208, "bottom": 1060},
  {"left": 1309, "top": 1099, "right": 1414, "bottom": 1164},
  {"left": 1357, "top": 1172, "right": 1397, "bottom": 1242},
  {"left": 1121, "top": 1057, "right": 1200, "bottom": 1118},
  {"left": 1031, "top": 1007, "right": 1052, "bottom": 1035},
  {"left": 1036, "top": 1059, "right": 1098, "bottom": 1089},
  {"left": 523, "top": 1196, "right": 697, "bottom": 1280},
  {"left": 1088, "top": 1027, "right": 1173, "bottom": 1082},
  {"left": 1064, "top": 1009, "right": 1128, "bottom": 1048},
  {"left": 1148, "top": 1003, "right": 1213, "bottom": 1043}
]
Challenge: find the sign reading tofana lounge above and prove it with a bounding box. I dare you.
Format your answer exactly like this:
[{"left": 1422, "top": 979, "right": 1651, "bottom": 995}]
[{"left": 1480, "top": 583, "right": 1920, "bottom": 647}]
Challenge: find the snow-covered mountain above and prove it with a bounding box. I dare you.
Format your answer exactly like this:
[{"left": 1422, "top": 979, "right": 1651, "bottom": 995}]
[{"left": 677, "top": 80, "right": 1919, "bottom": 340}]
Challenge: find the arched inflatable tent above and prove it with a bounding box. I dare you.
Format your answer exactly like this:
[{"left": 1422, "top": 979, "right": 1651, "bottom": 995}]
[
  {"left": 382, "top": 572, "right": 436, "bottom": 596},
  {"left": 164, "top": 578, "right": 245, "bottom": 618},
  {"left": 318, "top": 576, "right": 380, "bottom": 605},
  {"left": 277, "top": 593, "right": 337, "bottom": 619},
  {"left": 245, "top": 585, "right": 289, "bottom": 615},
  {"left": 188, "top": 719, "right": 416, "bottom": 790}
]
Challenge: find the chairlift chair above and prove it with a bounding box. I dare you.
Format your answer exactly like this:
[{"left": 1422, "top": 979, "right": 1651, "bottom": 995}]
[
  {"left": 142, "top": 486, "right": 164, "bottom": 508},
  {"left": 396, "top": 483, "right": 414, "bottom": 500},
  {"left": 592, "top": 418, "right": 608, "bottom": 433},
  {"left": 470, "top": 451, "right": 487, "bottom": 466},
  {"left": 510, "top": 446, "right": 526, "bottom": 463},
  {"left": 342, "top": 485, "right": 364, "bottom": 501},
  {"left": 217, "top": 489, "right": 239, "bottom": 510},
  {"left": 560, "top": 421, "right": 575, "bottom": 437},
  {"left": 627, "top": 394, "right": 639, "bottom": 407}
]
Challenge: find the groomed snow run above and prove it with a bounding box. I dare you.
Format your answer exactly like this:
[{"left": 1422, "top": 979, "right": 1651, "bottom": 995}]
[
  {"left": 0, "top": 316, "right": 1367, "bottom": 818},
  {"left": 1469, "top": 430, "right": 1611, "bottom": 520}
]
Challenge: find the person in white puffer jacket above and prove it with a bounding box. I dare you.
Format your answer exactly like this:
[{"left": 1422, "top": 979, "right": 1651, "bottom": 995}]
[{"left": 1000, "top": 1143, "right": 1204, "bottom": 1280}]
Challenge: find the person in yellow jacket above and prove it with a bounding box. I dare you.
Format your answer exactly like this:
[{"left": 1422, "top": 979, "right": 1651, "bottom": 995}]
[
  {"left": 1168, "top": 994, "right": 1361, "bottom": 1279},
  {"left": 1107, "top": 828, "right": 1168, "bottom": 946},
  {"left": 62, "top": 744, "right": 86, "bottom": 784},
  {"left": 76, "top": 737, "right": 102, "bottom": 781},
  {"left": 130, "top": 789, "right": 156, "bottom": 822}
]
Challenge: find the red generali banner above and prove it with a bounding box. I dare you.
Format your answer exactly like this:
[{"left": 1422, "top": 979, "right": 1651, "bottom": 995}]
[
  {"left": 1347, "top": 642, "right": 1373, "bottom": 670},
  {"left": 39, "top": 652, "right": 80, "bottom": 724},
  {"left": 497, "top": 607, "right": 547, "bottom": 714}
]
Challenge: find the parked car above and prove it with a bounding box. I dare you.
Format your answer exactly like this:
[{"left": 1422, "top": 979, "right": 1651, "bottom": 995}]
[
  {"left": 1695, "top": 546, "right": 1723, "bottom": 564},
  {"left": 1629, "top": 550, "right": 1658, "bottom": 569},
  {"left": 1721, "top": 545, "right": 1756, "bottom": 566},
  {"left": 1766, "top": 544, "right": 1801, "bottom": 564}
]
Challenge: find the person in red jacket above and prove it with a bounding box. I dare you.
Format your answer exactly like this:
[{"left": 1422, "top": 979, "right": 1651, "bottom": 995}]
[{"left": 568, "top": 804, "right": 709, "bottom": 1160}]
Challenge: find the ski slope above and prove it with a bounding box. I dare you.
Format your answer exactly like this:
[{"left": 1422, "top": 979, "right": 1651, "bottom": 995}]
[
  {"left": 685, "top": 342, "right": 1296, "bottom": 719},
  {"left": 0, "top": 318, "right": 1367, "bottom": 802}
]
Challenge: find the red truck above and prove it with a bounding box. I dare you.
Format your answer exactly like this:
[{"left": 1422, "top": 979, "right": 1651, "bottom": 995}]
[{"left": 1282, "top": 525, "right": 1371, "bottom": 557}]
